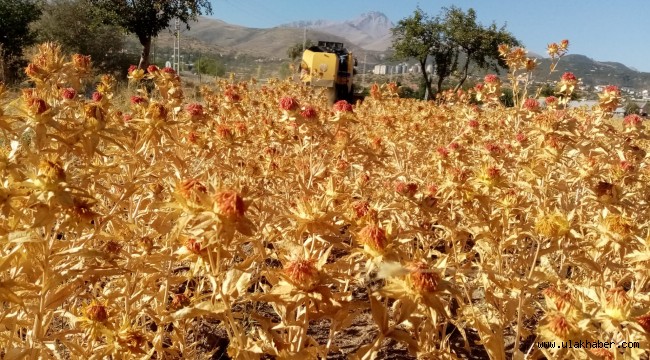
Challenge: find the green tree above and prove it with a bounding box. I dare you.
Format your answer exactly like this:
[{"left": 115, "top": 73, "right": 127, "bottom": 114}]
[
  {"left": 500, "top": 88, "right": 515, "bottom": 107},
  {"left": 196, "top": 56, "right": 225, "bottom": 77},
  {"left": 625, "top": 101, "right": 640, "bottom": 116},
  {"left": 392, "top": 6, "right": 520, "bottom": 99},
  {"left": 443, "top": 6, "right": 519, "bottom": 91},
  {"left": 34, "top": 0, "right": 130, "bottom": 75},
  {"left": 391, "top": 8, "right": 443, "bottom": 98},
  {"left": 0, "top": 0, "right": 42, "bottom": 82},
  {"left": 89, "top": 0, "right": 212, "bottom": 70},
  {"left": 287, "top": 40, "right": 314, "bottom": 61},
  {"left": 538, "top": 83, "right": 555, "bottom": 97}
]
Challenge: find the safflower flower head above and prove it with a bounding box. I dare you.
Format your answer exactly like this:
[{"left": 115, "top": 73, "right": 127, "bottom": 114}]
[
  {"left": 358, "top": 223, "right": 388, "bottom": 254},
  {"left": 284, "top": 258, "right": 320, "bottom": 291},
  {"left": 333, "top": 100, "right": 353, "bottom": 113}
]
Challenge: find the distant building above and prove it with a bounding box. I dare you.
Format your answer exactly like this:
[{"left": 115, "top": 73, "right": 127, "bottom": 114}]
[
  {"left": 567, "top": 100, "right": 599, "bottom": 109},
  {"left": 373, "top": 64, "right": 387, "bottom": 75}
]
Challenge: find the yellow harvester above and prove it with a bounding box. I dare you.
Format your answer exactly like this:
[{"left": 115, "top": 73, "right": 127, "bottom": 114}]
[{"left": 300, "top": 41, "right": 356, "bottom": 103}]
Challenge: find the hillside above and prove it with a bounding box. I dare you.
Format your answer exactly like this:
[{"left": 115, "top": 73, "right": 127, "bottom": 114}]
[
  {"left": 150, "top": 16, "right": 383, "bottom": 61},
  {"left": 137, "top": 13, "right": 650, "bottom": 91},
  {"left": 280, "top": 11, "right": 394, "bottom": 51},
  {"left": 531, "top": 54, "right": 650, "bottom": 89}
]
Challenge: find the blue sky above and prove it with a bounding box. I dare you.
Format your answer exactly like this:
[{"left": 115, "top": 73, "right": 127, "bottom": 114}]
[{"left": 209, "top": 0, "right": 650, "bottom": 72}]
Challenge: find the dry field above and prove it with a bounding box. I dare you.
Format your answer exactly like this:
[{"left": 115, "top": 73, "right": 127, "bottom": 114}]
[{"left": 1, "top": 42, "right": 650, "bottom": 360}]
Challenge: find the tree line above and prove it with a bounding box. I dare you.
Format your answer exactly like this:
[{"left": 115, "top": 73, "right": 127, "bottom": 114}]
[
  {"left": 0, "top": 0, "right": 212, "bottom": 83},
  {"left": 391, "top": 6, "right": 520, "bottom": 99},
  {"left": 2, "top": 1, "right": 518, "bottom": 95}
]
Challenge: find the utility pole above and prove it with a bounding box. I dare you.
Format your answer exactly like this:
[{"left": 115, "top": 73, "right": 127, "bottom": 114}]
[
  {"left": 361, "top": 53, "right": 367, "bottom": 87},
  {"left": 302, "top": 28, "right": 307, "bottom": 52},
  {"left": 173, "top": 19, "right": 181, "bottom": 72}
]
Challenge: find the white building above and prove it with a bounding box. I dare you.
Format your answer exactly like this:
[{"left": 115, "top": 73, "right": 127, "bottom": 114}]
[{"left": 373, "top": 64, "right": 387, "bottom": 75}]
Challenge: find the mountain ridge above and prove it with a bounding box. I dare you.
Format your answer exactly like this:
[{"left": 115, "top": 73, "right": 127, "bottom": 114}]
[
  {"left": 151, "top": 12, "right": 650, "bottom": 89},
  {"left": 279, "top": 11, "right": 394, "bottom": 51}
]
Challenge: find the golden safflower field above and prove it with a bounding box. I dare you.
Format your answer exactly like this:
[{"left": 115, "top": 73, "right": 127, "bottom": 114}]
[{"left": 1, "top": 42, "right": 650, "bottom": 359}]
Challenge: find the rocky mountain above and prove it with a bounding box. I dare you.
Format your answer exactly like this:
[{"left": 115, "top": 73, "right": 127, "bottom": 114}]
[{"left": 280, "top": 11, "right": 394, "bottom": 51}]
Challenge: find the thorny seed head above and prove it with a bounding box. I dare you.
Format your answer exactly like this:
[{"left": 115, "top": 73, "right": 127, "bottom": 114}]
[
  {"left": 224, "top": 87, "right": 241, "bottom": 102},
  {"left": 535, "top": 211, "right": 570, "bottom": 238},
  {"left": 336, "top": 158, "right": 349, "bottom": 171},
  {"left": 187, "top": 131, "right": 199, "bottom": 143},
  {"left": 185, "top": 238, "right": 203, "bottom": 255},
  {"left": 436, "top": 146, "right": 449, "bottom": 158},
  {"left": 623, "top": 114, "right": 642, "bottom": 127},
  {"left": 178, "top": 179, "right": 208, "bottom": 205},
  {"left": 358, "top": 223, "right": 387, "bottom": 253},
  {"left": 408, "top": 261, "right": 440, "bottom": 294},
  {"left": 544, "top": 313, "right": 575, "bottom": 340},
  {"left": 484, "top": 74, "right": 499, "bottom": 84},
  {"left": 560, "top": 39, "right": 569, "bottom": 49},
  {"left": 300, "top": 105, "right": 317, "bottom": 119},
  {"left": 523, "top": 98, "right": 540, "bottom": 112},
  {"left": 284, "top": 258, "right": 320, "bottom": 291},
  {"left": 72, "top": 54, "right": 91, "bottom": 72},
  {"left": 394, "top": 181, "right": 417, "bottom": 197},
  {"left": 486, "top": 166, "right": 500, "bottom": 179},
  {"left": 214, "top": 190, "right": 246, "bottom": 220},
  {"left": 39, "top": 159, "right": 66, "bottom": 183},
  {"left": 602, "top": 214, "right": 633, "bottom": 238},
  {"left": 333, "top": 100, "right": 353, "bottom": 113},
  {"left": 542, "top": 286, "right": 572, "bottom": 311},
  {"left": 217, "top": 125, "right": 234, "bottom": 140},
  {"left": 130, "top": 95, "right": 146, "bottom": 105},
  {"left": 61, "top": 87, "right": 76, "bottom": 100},
  {"left": 147, "top": 102, "right": 167, "bottom": 122},
  {"left": 351, "top": 200, "right": 370, "bottom": 219},
  {"left": 28, "top": 97, "right": 49, "bottom": 115},
  {"left": 604, "top": 287, "right": 630, "bottom": 320},
  {"left": 279, "top": 96, "right": 299, "bottom": 111},
  {"left": 85, "top": 301, "right": 108, "bottom": 323},
  {"left": 171, "top": 293, "right": 191, "bottom": 310},
  {"left": 84, "top": 103, "right": 106, "bottom": 125},
  {"left": 185, "top": 103, "right": 204, "bottom": 117},
  {"left": 561, "top": 72, "right": 577, "bottom": 83}
]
